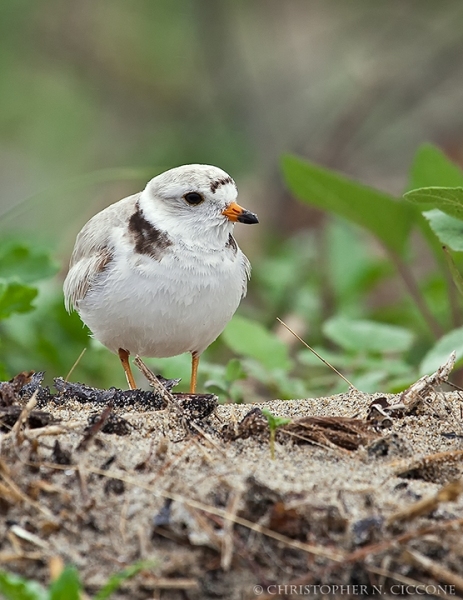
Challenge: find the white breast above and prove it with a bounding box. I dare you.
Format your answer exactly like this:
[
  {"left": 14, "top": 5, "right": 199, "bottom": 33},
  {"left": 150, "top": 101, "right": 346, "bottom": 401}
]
[{"left": 77, "top": 238, "right": 249, "bottom": 358}]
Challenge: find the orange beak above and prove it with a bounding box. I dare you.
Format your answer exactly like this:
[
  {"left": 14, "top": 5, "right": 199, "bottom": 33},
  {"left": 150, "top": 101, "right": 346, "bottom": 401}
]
[{"left": 222, "top": 202, "right": 259, "bottom": 224}]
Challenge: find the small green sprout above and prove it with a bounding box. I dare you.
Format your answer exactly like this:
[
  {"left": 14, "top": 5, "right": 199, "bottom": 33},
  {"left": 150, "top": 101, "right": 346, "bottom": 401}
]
[{"left": 261, "top": 408, "right": 291, "bottom": 460}]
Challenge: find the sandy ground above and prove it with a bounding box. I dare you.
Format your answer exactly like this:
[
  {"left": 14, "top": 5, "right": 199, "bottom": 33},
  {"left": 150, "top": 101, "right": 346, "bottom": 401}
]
[{"left": 1, "top": 372, "right": 463, "bottom": 599}]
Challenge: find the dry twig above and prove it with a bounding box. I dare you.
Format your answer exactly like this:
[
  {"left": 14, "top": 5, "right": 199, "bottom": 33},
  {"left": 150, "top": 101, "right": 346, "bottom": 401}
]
[
  {"left": 77, "top": 403, "right": 113, "bottom": 451},
  {"left": 277, "top": 317, "right": 357, "bottom": 390},
  {"left": 404, "top": 549, "right": 463, "bottom": 594},
  {"left": 387, "top": 480, "right": 463, "bottom": 526},
  {"left": 9, "top": 389, "right": 38, "bottom": 444},
  {"left": 0, "top": 460, "right": 54, "bottom": 518},
  {"left": 134, "top": 356, "right": 175, "bottom": 406},
  {"left": 400, "top": 351, "right": 455, "bottom": 413}
]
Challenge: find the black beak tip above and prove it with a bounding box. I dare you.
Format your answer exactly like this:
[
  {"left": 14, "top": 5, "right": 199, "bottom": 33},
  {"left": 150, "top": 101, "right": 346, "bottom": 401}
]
[{"left": 237, "top": 210, "right": 259, "bottom": 225}]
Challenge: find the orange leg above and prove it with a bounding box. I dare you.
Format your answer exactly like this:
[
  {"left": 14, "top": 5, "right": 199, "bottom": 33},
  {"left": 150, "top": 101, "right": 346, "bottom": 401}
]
[
  {"left": 190, "top": 352, "right": 200, "bottom": 394},
  {"left": 118, "top": 348, "right": 137, "bottom": 390}
]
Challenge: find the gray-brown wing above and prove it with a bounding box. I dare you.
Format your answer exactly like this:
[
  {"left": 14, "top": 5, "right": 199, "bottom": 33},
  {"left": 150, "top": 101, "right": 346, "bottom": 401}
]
[{"left": 63, "top": 193, "right": 139, "bottom": 312}]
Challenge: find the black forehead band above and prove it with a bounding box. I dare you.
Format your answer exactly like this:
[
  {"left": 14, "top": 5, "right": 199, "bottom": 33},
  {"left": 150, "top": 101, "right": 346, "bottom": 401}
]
[{"left": 210, "top": 176, "right": 235, "bottom": 194}]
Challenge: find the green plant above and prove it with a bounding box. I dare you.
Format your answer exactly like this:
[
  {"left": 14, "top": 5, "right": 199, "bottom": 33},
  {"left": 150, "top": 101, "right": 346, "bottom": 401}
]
[
  {"left": 0, "top": 561, "right": 153, "bottom": 600},
  {"left": 0, "top": 566, "right": 79, "bottom": 600},
  {"left": 0, "top": 239, "right": 58, "bottom": 379},
  {"left": 261, "top": 408, "right": 291, "bottom": 460},
  {"left": 204, "top": 358, "right": 247, "bottom": 403},
  {"left": 278, "top": 143, "right": 463, "bottom": 390}
]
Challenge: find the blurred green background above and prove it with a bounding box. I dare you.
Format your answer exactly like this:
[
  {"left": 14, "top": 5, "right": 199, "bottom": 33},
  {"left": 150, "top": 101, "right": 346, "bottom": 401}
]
[{"left": 1, "top": 1, "right": 463, "bottom": 398}]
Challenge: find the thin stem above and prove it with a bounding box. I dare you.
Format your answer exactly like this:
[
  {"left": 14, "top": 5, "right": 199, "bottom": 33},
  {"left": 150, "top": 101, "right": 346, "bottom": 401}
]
[
  {"left": 442, "top": 246, "right": 463, "bottom": 328},
  {"left": 388, "top": 249, "right": 443, "bottom": 339},
  {"left": 276, "top": 318, "right": 357, "bottom": 390},
  {"left": 269, "top": 429, "right": 275, "bottom": 460},
  {"left": 445, "top": 268, "right": 462, "bottom": 329},
  {"left": 65, "top": 347, "right": 86, "bottom": 381}
]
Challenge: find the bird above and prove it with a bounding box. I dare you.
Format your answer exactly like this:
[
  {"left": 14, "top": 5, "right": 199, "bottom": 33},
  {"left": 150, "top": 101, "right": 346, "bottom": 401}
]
[{"left": 63, "top": 164, "right": 258, "bottom": 393}]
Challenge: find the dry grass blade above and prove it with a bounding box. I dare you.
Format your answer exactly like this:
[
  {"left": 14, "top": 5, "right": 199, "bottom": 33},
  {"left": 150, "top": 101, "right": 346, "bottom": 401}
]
[
  {"left": 276, "top": 317, "right": 357, "bottom": 390},
  {"left": 24, "top": 424, "right": 80, "bottom": 440},
  {"left": 387, "top": 480, "right": 463, "bottom": 526},
  {"left": 221, "top": 487, "right": 243, "bottom": 571},
  {"left": 10, "top": 525, "right": 50, "bottom": 549},
  {"left": 0, "top": 480, "right": 23, "bottom": 503},
  {"left": 0, "top": 460, "right": 54, "bottom": 518},
  {"left": 0, "top": 551, "right": 44, "bottom": 562},
  {"left": 9, "top": 389, "right": 38, "bottom": 443},
  {"left": 65, "top": 347, "right": 87, "bottom": 381},
  {"left": 343, "top": 516, "right": 463, "bottom": 566},
  {"left": 134, "top": 356, "right": 175, "bottom": 406},
  {"left": 365, "top": 564, "right": 440, "bottom": 590},
  {"left": 404, "top": 549, "right": 463, "bottom": 594},
  {"left": 76, "top": 465, "right": 90, "bottom": 507},
  {"left": 189, "top": 420, "right": 226, "bottom": 456}
]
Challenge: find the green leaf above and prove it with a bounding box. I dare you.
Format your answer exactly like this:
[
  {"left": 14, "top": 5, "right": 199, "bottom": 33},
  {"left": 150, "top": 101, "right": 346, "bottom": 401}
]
[
  {"left": 270, "top": 373, "right": 310, "bottom": 400},
  {"left": 94, "top": 561, "right": 154, "bottom": 600},
  {"left": 406, "top": 145, "right": 463, "bottom": 259},
  {"left": 204, "top": 380, "right": 228, "bottom": 396},
  {"left": 261, "top": 408, "right": 291, "bottom": 430},
  {"left": 351, "top": 370, "right": 388, "bottom": 393},
  {"left": 241, "top": 358, "right": 308, "bottom": 400},
  {"left": 408, "top": 144, "right": 463, "bottom": 191},
  {"left": 225, "top": 358, "right": 246, "bottom": 383},
  {"left": 0, "top": 243, "right": 59, "bottom": 283},
  {"left": 222, "top": 315, "right": 292, "bottom": 371},
  {"left": 326, "top": 218, "right": 387, "bottom": 303},
  {"left": 404, "top": 187, "right": 463, "bottom": 221},
  {"left": 323, "top": 316, "right": 414, "bottom": 354},
  {"left": 420, "top": 328, "right": 463, "bottom": 376},
  {"left": 281, "top": 154, "right": 413, "bottom": 254},
  {"left": 0, "top": 279, "right": 37, "bottom": 319},
  {"left": 49, "top": 566, "right": 81, "bottom": 600},
  {"left": 0, "top": 570, "right": 48, "bottom": 600},
  {"left": 422, "top": 209, "right": 463, "bottom": 251}
]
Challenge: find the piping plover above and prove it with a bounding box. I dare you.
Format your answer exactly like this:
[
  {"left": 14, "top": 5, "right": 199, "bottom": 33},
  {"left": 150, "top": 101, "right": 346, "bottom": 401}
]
[{"left": 63, "top": 164, "right": 258, "bottom": 392}]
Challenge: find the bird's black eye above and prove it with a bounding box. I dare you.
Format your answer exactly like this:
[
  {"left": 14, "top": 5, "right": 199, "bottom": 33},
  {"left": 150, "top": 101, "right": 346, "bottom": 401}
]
[{"left": 183, "top": 192, "right": 204, "bottom": 206}]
